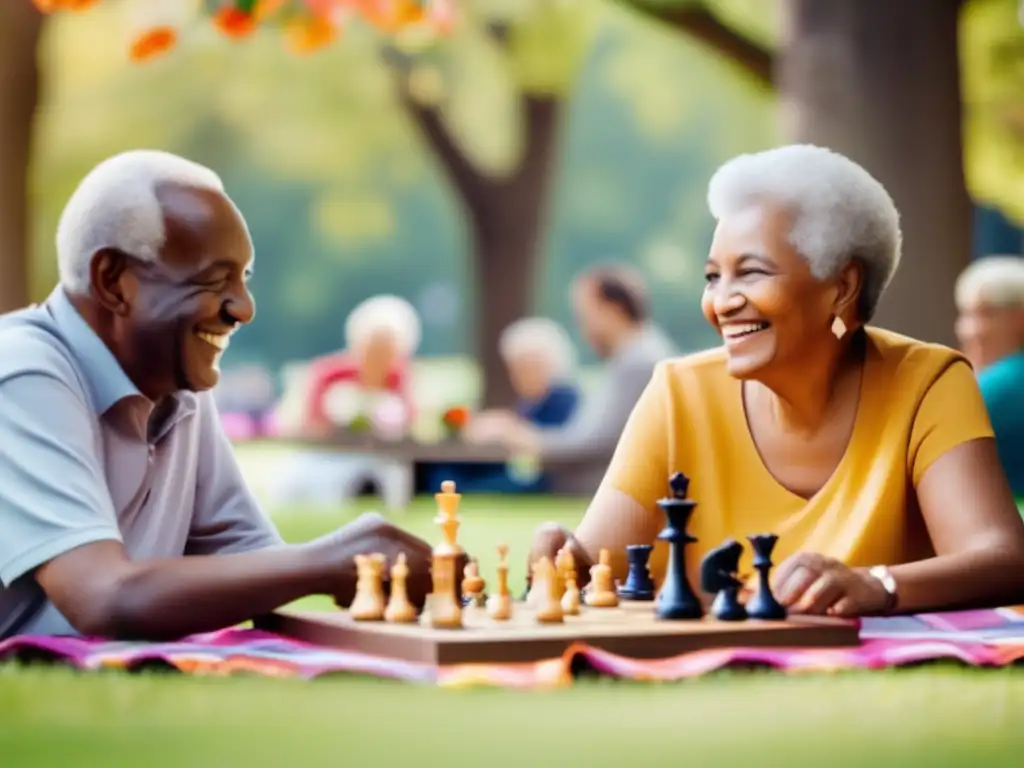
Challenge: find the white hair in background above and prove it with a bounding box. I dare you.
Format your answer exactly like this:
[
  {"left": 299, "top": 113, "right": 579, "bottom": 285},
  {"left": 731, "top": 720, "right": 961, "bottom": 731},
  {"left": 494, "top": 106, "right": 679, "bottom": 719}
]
[
  {"left": 707, "top": 144, "right": 902, "bottom": 321},
  {"left": 499, "top": 317, "right": 577, "bottom": 378},
  {"left": 56, "top": 149, "right": 225, "bottom": 293},
  {"left": 345, "top": 294, "right": 422, "bottom": 356},
  {"left": 955, "top": 255, "right": 1024, "bottom": 310}
]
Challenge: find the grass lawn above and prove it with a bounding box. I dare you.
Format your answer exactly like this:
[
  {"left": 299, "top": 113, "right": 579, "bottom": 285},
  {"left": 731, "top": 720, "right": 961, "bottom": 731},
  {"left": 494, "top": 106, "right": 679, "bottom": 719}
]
[{"left": 3, "top": 493, "right": 1024, "bottom": 766}]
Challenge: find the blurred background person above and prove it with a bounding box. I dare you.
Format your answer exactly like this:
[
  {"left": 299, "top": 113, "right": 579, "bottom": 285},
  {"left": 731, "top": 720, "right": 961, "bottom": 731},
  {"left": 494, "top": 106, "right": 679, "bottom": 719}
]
[
  {"left": 955, "top": 255, "right": 1024, "bottom": 496},
  {"left": 465, "top": 264, "right": 678, "bottom": 495},
  {"left": 267, "top": 294, "right": 422, "bottom": 510},
  {"left": 425, "top": 316, "right": 581, "bottom": 493}
]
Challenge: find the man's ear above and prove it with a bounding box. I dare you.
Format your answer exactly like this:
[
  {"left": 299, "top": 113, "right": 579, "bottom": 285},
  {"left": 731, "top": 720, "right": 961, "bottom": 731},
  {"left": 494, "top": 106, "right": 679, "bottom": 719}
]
[
  {"left": 832, "top": 260, "right": 864, "bottom": 322},
  {"left": 89, "top": 249, "right": 132, "bottom": 317}
]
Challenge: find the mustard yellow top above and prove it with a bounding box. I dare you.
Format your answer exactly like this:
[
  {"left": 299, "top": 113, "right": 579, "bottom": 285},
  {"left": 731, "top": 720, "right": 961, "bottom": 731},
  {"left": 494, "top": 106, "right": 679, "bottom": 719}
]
[{"left": 604, "top": 327, "right": 995, "bottom": 584}]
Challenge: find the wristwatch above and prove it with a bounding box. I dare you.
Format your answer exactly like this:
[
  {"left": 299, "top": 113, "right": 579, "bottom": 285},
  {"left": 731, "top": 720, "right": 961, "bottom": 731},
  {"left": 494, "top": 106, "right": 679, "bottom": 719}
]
[{"left": 868, "top": 565, "right": 899, "bottom": 614}]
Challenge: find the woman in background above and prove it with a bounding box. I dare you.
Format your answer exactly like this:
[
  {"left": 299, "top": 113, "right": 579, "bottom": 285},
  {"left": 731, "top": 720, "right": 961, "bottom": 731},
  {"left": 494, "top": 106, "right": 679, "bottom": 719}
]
[
  {"left": 531, "top": 144, "right": 1024, "bottom": 618},
  {"left": 427, "top": 317, "right": 581, "bottom": 493},
  {"left": 954, "top": 255, "right": 1024, "bottom": 496}
]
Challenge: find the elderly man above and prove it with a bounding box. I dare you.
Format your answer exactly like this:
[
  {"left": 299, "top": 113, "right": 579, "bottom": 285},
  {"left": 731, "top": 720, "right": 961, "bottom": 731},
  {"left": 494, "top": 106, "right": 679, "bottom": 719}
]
[
  {"left": 0, "top": 150, "right": 433, "bottom": 640},
  {"left": 466, "top": 264, "right": 678, "bottom": 495},
  {"left": 954, "top": 255, "right": 1024, "bottom": 496}
]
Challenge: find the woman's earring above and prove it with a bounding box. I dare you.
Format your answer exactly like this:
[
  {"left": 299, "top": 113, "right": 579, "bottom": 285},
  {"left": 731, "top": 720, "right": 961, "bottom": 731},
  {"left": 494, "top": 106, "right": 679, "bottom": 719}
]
[{"left": 831, "top": 316, "right": 847, "bottom": 340}]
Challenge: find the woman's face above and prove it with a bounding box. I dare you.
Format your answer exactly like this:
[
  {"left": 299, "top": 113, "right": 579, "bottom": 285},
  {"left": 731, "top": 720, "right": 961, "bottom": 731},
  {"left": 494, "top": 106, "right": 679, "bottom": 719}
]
[{"left": 701, "top": 205, "right": 845, "bottom": 379}]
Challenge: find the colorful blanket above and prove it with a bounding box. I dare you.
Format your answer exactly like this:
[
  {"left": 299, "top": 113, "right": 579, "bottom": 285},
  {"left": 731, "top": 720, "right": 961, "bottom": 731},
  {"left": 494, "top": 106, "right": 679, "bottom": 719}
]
[{"left": 2, "top": 608, "right": 1024, "bottom": 689}]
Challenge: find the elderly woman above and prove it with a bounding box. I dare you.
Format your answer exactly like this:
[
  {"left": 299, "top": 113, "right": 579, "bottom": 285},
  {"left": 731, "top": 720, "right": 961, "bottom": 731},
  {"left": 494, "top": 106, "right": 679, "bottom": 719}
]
[
  {"left": 531, "top": 144, "right": 1024, "bottom": 618},
  {"left": 303, "top": 294, "right": 420, "bottom": 434},
  {"left": 954, "top": 255, "right": 1024, "bottom": 496},
  {"left": 268, "top": 295, "right": 421, "bottom": 510},
  {"left": 427, "top": 317, "right": 581, "bottom": 493}
]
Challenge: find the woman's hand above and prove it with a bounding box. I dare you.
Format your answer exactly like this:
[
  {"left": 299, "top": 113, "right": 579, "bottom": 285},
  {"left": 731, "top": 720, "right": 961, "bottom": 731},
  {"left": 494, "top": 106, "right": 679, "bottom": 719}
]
[{"left": 772, "top": 552, "right": 891, "bottom": 617}]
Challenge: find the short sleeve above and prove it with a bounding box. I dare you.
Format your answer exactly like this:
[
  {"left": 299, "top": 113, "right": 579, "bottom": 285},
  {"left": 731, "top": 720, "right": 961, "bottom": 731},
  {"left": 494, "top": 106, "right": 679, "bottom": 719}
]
[
  {"left": 909, "top": 360, "right": 995, "bottom": 486},
  {"left": 187, "top": 393, "right": 283, "bottom": 556},
  {"left": 602, "top": 361, "right": 673, "bottom": 510},
  {"left": 0, "top": 374, "right": 122, "bottom": 586}
]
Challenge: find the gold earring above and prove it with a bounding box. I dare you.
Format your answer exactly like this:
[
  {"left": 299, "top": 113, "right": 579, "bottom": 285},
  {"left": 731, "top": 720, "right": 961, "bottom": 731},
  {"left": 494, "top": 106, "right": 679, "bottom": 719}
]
[{"left": 831, "top": 316, "right": 847, "bottom": 340}]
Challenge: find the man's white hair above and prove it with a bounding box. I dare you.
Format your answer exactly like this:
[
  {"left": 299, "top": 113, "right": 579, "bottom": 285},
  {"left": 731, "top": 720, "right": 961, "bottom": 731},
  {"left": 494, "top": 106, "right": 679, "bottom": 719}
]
[
  {"left": 56, "top": 149, "right": 225, "bottom": 293},
  {"left": 955, "top": 255, "right": 1024, "bottom": 310},
  {"left": 499, "top": 317, "right": 577, "bottom": 378},
  {"left": 707, "top": 144, "right": 902, "bottom": 321},
  {"left": 345, "top": 294, "right": 421, "bottom": 356}
]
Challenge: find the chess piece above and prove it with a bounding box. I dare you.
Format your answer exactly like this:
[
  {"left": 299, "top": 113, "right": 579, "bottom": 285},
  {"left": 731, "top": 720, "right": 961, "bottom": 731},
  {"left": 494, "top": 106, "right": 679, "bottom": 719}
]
[
  {"left": 384, "top": 552, "right": 418, "bottom": 623},
  {"left": 461, "top": 559, "right": 486, "bottom": 608},
  {"left": 555, "top": 547, "right": 576, "bottom": 599},
  {"left": 423, "top": 481, "right": 464, "bottom": 629},
  {"left": 487, "top": 544, "right": 513, "bottom": 621},
  {"left": 746, "top": 533, "right": 787, "bottom": 620},
  {"left": 584, "top": 549, "right": 619, "bottom": 608},
  {"left": 533, "top": 557, "right": 564, "bottom": 623},
  {"left": 561, "top": 575, "right": 581, "bottom": 615},
  {"left": 655, "top": 472, "right": 704, "bottom": 620},
  {"left": 699, "top": 539, "right": 747, "bottom": 622},
  {"left": 350, "top": 553, "right": 386, "bottom": 621},
  {"left": 618, "top": 544, "right": 655, "bottom": 601}
]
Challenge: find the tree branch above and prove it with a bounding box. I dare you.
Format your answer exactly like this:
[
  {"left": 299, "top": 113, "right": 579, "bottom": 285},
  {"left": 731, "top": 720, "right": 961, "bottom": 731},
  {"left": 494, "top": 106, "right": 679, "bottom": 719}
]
[{"left": 625, "top": 2, "right": 776, "bottom": 88}]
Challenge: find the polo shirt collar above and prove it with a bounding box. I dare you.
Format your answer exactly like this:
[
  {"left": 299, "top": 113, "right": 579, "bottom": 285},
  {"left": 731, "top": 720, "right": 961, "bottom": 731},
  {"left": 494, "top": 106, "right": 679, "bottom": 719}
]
[{"left": 45, "top": 287, "right": 197, "bottom": 423}]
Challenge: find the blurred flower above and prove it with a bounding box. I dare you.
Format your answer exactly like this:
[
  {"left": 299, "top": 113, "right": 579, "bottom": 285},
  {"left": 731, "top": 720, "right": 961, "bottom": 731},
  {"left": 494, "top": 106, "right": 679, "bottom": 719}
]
[
  {"left": 32, "top": 0, "right": 100, "bottom": 12},
  {"left": 322, "top": 382, "right": 363, "bottom": 426},
  {"left": 129, "top": 26, "right": 178, "bottom": 62},
  {"left": 214, "top": 6, "right": 258, "bottom": 38},
  {"left": 284, "top": 14, "right": 339, "bottom": 54},
  {"left": 372, "top": 394, "right": 409, "bottom": 441}
]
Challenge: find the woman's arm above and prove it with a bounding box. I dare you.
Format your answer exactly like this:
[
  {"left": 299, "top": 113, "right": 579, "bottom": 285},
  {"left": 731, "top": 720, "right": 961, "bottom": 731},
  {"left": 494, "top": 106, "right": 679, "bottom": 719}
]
[{"left": 890, "top": 437, "right": 1024, "bottom": 613}]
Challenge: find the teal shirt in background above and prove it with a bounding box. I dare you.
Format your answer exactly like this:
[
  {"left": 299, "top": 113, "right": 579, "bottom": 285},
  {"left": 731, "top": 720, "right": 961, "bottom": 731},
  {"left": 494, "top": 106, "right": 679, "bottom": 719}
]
[{"left": 977, "top": 351, "right": 1024, "bottom": 497}]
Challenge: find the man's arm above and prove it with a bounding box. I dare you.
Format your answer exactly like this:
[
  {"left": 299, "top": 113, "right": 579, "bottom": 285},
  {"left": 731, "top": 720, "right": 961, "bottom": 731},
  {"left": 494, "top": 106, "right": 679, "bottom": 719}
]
[
  {"left": 0, "top": 374, "right": 422, "bottom": 640},
  {"left": 186, "top": 392, "right": 284, "bottom": 556},
  {"left": 536, "top": 359, "right": 656, "bottom": 462}
]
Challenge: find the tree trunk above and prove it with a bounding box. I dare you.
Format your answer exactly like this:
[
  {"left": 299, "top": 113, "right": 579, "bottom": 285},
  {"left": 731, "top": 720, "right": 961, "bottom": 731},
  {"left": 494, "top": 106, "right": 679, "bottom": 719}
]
[
  {"left": 0, "top": 2, "right": 43, "bottom": 313},
  {"left": 401, "top": 81, "right": 563, "bottom": 407},
  {"left": 777, "top": 0, "right": 970, "bottom": 346}
]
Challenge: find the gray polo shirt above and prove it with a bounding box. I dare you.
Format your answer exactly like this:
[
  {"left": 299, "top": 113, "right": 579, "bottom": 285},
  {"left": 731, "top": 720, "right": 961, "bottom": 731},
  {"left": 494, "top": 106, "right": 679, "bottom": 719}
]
[
  {"left": 541, "top": 323, "right": 678, "bottom": 495},
  {"left": 0, "top": 287, "right": 283, "bottom": 639}
]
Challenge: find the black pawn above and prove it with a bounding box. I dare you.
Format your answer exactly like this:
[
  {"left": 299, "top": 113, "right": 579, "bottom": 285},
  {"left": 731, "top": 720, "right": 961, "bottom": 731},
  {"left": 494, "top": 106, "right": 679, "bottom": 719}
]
[
  {"left": 618, "top": 544, "right": 656, "bottom": 600},
  {"left": 655, "top": 472, "right": 704, "bottom": 621},
  {"left": 746, "top": 533, "right": 787, "bottom": 620}
]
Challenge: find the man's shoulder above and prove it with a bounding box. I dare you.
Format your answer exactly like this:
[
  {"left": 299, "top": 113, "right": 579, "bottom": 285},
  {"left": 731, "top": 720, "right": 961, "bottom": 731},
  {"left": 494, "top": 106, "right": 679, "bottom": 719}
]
[
  {"left": 0, "top": 306, "right": 84, "bottom": 389},
  {"left": 978, "top": 353, "right": 1024, "bottom": 403}
]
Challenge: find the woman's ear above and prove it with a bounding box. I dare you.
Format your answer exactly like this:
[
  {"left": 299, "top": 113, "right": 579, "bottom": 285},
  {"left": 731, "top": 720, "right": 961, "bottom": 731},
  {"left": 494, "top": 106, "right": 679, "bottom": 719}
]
[
  {"left": 90, "top": 248, "right": 131, "bottom": 317},
  {"left": 832, "top": 260, "right": 864, "bottom": 322}
]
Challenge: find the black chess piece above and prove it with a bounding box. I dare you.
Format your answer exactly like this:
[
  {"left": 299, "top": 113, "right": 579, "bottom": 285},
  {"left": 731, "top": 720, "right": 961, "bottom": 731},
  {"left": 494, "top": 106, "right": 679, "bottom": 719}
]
[
  {"left": 700, "top": 538, "right": 748, "bottom": 621},
  {"left": 746, "top": 533, "right": 787, "bottom": 620},
  {"left": 655, "top": 472, "right": 704, "bottom": 620},
  {"left": 618, "top": 544, "right": 656, "bottom": 600}
]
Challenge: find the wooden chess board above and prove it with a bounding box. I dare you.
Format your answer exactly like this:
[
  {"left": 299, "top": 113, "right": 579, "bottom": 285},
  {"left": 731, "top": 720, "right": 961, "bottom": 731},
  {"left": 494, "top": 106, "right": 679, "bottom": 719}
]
[{"left": 255, "top": 601, "right": 861, "bottom": 666}]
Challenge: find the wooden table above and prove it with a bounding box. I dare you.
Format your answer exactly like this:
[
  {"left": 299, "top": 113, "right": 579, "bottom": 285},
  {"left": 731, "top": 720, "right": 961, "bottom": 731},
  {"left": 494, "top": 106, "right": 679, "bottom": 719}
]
[{"left": 247, "top": 432, "right": 513, "bottom": 464}]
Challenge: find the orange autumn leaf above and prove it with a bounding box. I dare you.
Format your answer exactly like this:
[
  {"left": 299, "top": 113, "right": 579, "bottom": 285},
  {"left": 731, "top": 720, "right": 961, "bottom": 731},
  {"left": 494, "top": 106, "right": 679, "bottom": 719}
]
[
  {"left": 284, "top": 16, "right": 338, "bottom": 54},
  {"left": 129, "top": 26, "right": 178, "bottom": 62},
  {"left": 213, "top": 6, "right": 257, "bottom": 38}
]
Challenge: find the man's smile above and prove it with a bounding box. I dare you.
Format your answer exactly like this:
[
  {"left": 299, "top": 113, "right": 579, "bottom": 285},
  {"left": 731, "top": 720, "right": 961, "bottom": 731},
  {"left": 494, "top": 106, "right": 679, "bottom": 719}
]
[{"left": 195, "top": 330, "right": 231, "bottom": 352}]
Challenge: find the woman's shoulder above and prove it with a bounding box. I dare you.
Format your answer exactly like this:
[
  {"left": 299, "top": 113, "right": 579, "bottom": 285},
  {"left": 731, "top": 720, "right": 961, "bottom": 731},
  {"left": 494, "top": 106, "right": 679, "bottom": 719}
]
[
  {"left": 865, "top": 327, "right": 970, "bottom": 380},
  {"left": 657, "top": 346, "right": 730, "bottom": 381}
]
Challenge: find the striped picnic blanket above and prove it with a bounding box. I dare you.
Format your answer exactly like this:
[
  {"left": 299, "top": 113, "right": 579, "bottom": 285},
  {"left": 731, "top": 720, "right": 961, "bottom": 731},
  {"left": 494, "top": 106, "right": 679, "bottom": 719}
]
[{"left": 2, "top": 607, "right": 1023, "bottom": 689}]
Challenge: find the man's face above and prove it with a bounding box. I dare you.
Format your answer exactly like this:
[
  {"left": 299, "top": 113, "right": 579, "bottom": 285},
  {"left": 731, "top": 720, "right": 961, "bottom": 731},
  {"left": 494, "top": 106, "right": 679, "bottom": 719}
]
[
  {"left": 505, "top": 350, "right": 553, "bottom": 400},
  {"left": 571, "top": 279, "right": 617, "bottom": 359},
  {"left": 106, "top": 183, "right": 256, "bottom": 398},
  {"left": 955, "top": 298, "right": 1024, "bottom": 371}
]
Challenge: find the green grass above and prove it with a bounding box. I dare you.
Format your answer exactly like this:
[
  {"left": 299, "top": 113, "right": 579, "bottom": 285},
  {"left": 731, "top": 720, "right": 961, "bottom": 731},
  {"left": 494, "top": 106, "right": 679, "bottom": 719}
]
[{"left": 4, "top": 492, "right": 1024, "bottom": 765}]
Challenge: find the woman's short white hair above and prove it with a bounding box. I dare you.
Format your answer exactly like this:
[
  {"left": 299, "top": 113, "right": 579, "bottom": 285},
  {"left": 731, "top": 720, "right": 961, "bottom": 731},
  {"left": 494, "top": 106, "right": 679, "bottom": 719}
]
[
  {"left": 955, "top": 255, "right": 1024, "bottom": 310},
  {"left": 499, "top": 317, "right": 577, "bottom": 378},
  {"left": 345, "top": 294, "right": 421, "bottom": 356},
  {"left": 707, "top": 144, "right": 902, "bottom": 321},
  {"left": 56, "top": 149, "right": 225, "bottom": 293}
]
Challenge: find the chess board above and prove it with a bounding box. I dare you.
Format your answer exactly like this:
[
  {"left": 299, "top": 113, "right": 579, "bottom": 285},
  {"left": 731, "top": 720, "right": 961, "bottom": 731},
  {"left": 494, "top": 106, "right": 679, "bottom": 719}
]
[{"left": 255, "top": 602, "right": 861, "bottom": 666}]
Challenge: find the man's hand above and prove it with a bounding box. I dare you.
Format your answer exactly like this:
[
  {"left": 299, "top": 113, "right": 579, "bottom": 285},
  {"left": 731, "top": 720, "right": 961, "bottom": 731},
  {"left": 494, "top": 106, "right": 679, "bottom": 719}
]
[
  {"left": 464, "top": 411, "right": 539, "bottom": 453},
  {"left": 313, "top": 512, "right": 435, "bottom": 608},
  {"left": 772, "top": 552, "right": 891, "bottom": 617},
  {"left": 527, "top": 522, "right": 594, "bottom": 587}
]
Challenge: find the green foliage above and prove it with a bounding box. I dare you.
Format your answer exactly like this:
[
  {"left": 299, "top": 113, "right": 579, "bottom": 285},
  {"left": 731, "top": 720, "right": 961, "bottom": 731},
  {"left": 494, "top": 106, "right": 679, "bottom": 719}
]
[{"left": 962, "top": 0, "right": 1024, "bottom": 224}]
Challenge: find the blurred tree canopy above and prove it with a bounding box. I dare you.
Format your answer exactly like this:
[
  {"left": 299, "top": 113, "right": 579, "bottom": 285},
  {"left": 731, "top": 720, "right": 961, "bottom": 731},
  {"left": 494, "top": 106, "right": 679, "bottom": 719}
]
[{"left": 25, "top": 0, "right": 775, "bottom": 393}]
